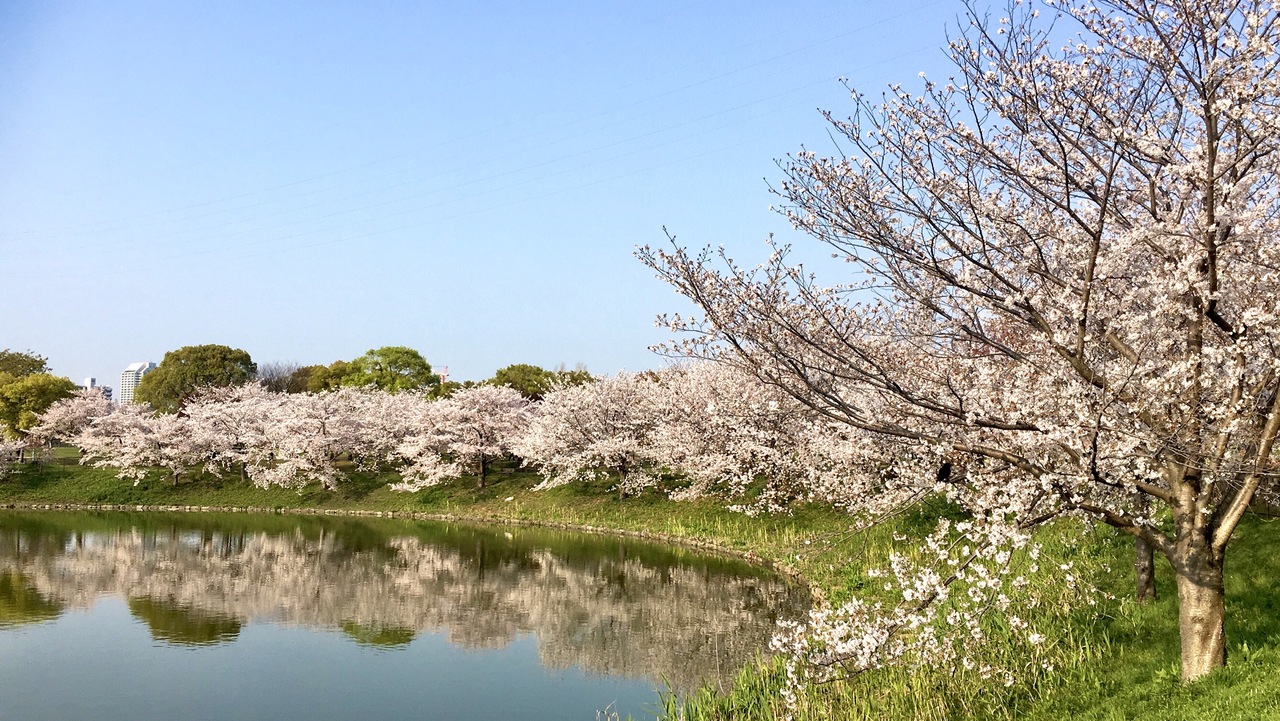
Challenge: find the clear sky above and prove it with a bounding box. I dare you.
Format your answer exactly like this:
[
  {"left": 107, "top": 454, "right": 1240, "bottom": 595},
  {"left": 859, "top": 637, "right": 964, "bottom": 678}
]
[{"left": 1, "top": 0, "right": 966, "bottom": 385}]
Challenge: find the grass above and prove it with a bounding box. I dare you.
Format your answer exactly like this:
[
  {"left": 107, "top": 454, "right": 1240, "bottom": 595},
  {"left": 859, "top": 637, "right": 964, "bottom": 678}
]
[
  {"left": 1016, "top": 514, "right": 1280, "bottom": 721},
  {"left": 2, "top": 453, "right": 850, "bottom": 582},
  {"left": 665, "top": 515, "right": 1280, "bottom": 721},
  {"left": 3, "top": 453, "right": 1279, "bottom": 720}
]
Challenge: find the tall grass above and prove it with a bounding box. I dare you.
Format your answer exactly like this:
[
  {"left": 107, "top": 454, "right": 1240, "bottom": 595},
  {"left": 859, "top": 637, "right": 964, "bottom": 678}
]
[{"left": 662, "top": 515, "right": 1279, "bottom": 721}]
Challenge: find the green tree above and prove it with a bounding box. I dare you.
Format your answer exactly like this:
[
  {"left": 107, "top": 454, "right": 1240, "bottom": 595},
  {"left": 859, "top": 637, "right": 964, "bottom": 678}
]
[
  {"left": 0, "top": 350, "right": 49, "bottom": 378},
  {"left": 284, "top": 364, "right": 319, "bottom": 393},
  {"left": 341, "top": 346, "right": 439, "bottom": 393},
  {"left": 431, "top": 379, "right": 471, "bottom": 399},
  {"left": 0, "top": 571, "right": 64, "bottom": 628},
  {"left": 0, "top": 373, "right": 77, "bottom": 438},
  {"left": 134, "top": 344, "right": 256, "bottom": 413},
  {"left": 552, "top": 363, "right": 594, "bottom": 388},
  {"left": 302, "top": 360, "right": 350, "bottom": 393},
  {"left": 482, "top": 364, "right": 592, "bottom": 399},
  {"left": 487, "top": 363, "right": 556, "bottom": 399}
]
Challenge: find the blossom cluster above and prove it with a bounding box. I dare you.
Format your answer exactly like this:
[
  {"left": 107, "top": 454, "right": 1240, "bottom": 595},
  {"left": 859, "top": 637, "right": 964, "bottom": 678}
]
[
  {"left": 31, "top": 365, "right": 884, "bottom": 508},
  {"left": 635, "top": 0, "right": 1280, "bottom": 694}
]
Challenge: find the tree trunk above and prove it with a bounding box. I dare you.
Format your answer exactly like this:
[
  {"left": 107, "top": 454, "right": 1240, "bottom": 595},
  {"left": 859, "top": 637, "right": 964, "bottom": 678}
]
[
  {"left": 1135, "top": 536, "right": 1156, "bottom": 602},
  {"left": 477, "top": 455, "right": 487, "bottom": 490},
  {"left": 1172, "top": 547, "right": 1226, "bottom": 681}
]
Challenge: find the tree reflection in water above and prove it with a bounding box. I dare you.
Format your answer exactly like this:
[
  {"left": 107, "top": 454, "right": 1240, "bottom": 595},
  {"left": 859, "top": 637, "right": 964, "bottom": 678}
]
[
  {"left": 126, "top": 596, "right": 243, "bottom": 645},
  {"left": 0, "top": 512, "right": 807, "bottom": 691},
  {"left": 0, "top": 570, "right": 63, "bottom": 629}
]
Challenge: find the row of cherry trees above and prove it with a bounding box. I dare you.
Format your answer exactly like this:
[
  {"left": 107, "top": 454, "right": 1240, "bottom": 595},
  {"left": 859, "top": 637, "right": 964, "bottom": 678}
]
[
  {"left": 25, "top": 361, "right": 1095, "bottom": 696},
  {"left": 30, "top": 364, "right": 877, "bottom": 509},
  {"left": 25, "top": 363, "right": 1086, "bottom": 695}
]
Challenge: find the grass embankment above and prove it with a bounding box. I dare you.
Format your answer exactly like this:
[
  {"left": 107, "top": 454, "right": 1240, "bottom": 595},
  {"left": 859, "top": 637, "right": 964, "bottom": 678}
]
[{"left": 3, "top": 451, "right": 1278, "bottom": 720}]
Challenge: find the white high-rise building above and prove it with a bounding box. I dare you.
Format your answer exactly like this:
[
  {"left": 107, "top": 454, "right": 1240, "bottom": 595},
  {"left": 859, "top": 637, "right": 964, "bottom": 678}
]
[{"left": 119, "top": 362, "right": 156, "bottom": 404}]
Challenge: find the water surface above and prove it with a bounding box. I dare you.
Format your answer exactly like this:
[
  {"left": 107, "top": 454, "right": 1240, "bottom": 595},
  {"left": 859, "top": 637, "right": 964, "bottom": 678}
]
[{"left": 0, "top": 511, "right": 807, "bottom": 720}]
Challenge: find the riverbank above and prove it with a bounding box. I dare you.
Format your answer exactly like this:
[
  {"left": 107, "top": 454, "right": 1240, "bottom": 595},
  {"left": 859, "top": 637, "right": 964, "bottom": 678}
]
[{"left": 3, "top": 458, "right": 1278, "bottom": 720}]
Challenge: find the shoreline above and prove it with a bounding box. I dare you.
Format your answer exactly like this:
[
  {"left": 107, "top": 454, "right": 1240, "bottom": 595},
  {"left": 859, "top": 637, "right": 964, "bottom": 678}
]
[{"left": 1, "top": 500, "right": 825, "bottom": 605}]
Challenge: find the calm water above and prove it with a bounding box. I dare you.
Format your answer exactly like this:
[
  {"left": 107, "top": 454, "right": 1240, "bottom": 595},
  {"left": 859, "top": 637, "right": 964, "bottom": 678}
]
[{"left": 0, "top": 511, "right": 807, "bottom": 721}]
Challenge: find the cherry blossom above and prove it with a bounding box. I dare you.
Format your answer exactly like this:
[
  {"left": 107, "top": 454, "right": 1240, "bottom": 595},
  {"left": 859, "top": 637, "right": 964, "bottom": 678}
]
[
  {"left": 641, "top": 0, "right": 1280, "bottom": 684},
  {"left": 0, "top": 437, "right": 25, "bottom": 479},
  {"left": 515, "top": 373, "right": 663, "bottom": 498},
  {"left": 26, "top": 387, "right": 112, "bottom": 446},
  {"left": 391, "top": 385, "right": 530, "bottom": 491}
]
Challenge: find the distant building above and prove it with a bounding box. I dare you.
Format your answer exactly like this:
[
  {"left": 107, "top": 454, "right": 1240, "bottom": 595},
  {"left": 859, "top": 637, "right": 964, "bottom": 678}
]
[
  {"left": 119, "top": 362, "right": 156, "bottom": 404},
  {"left": 80, "top": 377, "right": 113, "bottom": 403}
]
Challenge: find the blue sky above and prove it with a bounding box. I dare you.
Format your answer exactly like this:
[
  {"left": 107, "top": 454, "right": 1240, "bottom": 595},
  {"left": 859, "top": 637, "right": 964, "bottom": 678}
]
[{"left": 1, "top": 0, "right": 965, "bottom": 385}]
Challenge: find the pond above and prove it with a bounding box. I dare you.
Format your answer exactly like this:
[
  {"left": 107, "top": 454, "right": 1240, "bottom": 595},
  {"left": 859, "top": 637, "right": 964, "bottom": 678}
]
[{"left": 0, "top": 510, "right": 808, "bottom": 720}]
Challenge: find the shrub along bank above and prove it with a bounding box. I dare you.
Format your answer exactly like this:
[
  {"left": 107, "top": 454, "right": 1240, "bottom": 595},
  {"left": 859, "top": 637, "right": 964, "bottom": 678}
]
[{"left": 1, "top": 456, "right": 1277, "bottom": 720}]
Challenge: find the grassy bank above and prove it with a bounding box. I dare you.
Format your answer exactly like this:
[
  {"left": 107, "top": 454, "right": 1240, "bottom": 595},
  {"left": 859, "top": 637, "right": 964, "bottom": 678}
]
[
  {"left": 2, "top": 451, "right": 852, "bottom": 588},
  {"left": 3, "top": 454, "right": 1278, "bottom": 720}
]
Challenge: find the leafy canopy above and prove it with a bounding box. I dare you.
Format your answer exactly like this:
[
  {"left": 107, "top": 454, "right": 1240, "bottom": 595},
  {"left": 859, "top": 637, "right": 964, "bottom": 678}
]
[
  {"left": 0, "top": 373, "right": 77, "bottom": 438},
  {"left": 340, "top": 346, "right": 439, "bottom": 394},
  {"left": 0, "top": 350, "right": 49, "bottom": 378},
  {"left": 486, "top": 363, "right": 594, "bottom": 399},
  {"left": 487, "top": 364, "right": 556, "bottom": 399},
  {"left": 135, "top": 344, "right": 256, "bottom": 413}
]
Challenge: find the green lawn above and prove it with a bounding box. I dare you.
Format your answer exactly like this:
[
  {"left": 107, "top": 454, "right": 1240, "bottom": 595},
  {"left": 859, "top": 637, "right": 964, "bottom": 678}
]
[{"left": 3, "top": 454, "right": 1277, "bottom": 720}]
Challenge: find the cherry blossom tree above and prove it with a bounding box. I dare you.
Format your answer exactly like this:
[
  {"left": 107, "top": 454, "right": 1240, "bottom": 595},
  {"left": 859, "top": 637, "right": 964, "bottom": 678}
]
[
  {"left": 182, "top": 384, "right": 280, "bottom": 480},
  {"left": 53, "top": 384, "right": 434, "bottom": 492},
  {"left": 401, "top": 385, "right": 530, "bottom": 489},
  {"left": 389, "top": 386, "right": 530, "bottom": 492},
  {"left": 345, "top": 386, "right": 427, "bottom": 468},
  {"left": 223, "top": 386, "right": 427, "bottom": 491},
  {"left": 641, "top": 0, "right": 1280, "bottom": 682},
  {"left": 73, "top": 403, "right": 165, "bottom": 484},
  {"left": 27, "top": 388, "right": 113, "bottom": 447},
  {"left": 242, "top": 389, "right": 359, "bottom": 490},
  {"left": 0, "top": 438, "right": 25, "bottom": 479},
  {"left": 649, "top": 363, "right": 809, "bottom": 510},
  {"left": 384, "top": 391, "right": 458, "bottom": 490},
  {"left": 149, "top": 412, "right": 213, "bottom": 485},
  {"left": 516, "top": 373, "right": 663, "bottom": 499},
  {"left": 646, "top": 363, "right": 901, "bottom": 516}
]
